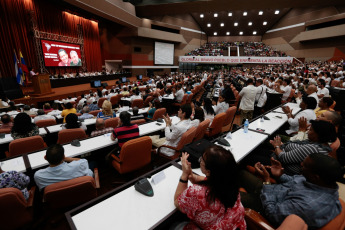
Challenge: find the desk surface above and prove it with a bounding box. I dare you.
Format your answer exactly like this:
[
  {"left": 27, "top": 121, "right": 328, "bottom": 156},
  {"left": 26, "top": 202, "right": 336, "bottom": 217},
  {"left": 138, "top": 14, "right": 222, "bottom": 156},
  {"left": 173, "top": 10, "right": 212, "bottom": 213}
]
[
  {"left": 273, "top": 102, "right": 301, "bottom": 115},
  {"left": 0, "top": 156, "right": 26, "bottom": 173},
  {"left": 248, "top": 112, "right": 288, "bottom": 135},
  {"left": 28, "top": 134, "right": 115, "bottom": 170},
  {"left": 0, "top": 128, "right": 47, "bottom": 145},
  {"left": 215, "top": 129, "right": 268, "bottom": 162},
  {"left": 71, "top": 165, "right": 185, "bottom": 230},
  {"left": 139, "top": 117, "right": 179, "bottom": 136}
]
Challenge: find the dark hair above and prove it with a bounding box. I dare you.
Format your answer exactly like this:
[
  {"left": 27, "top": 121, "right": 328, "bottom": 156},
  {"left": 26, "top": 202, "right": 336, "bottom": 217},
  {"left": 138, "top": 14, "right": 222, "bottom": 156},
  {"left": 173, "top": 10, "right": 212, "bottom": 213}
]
[
  {"left": 318, "top": 79, "right": 326, "bottom": 87},
  {"left": 203, "top": 98, "right": 215, "bottom": 115},
  {"left": 58, "top": 49, "right": 67, "bottom": 55},
  {"left": 198, "top": 145, "right": 239, "bottom": 209},
  {"left": 302, "top": 96, "right": 317, "bottom": 110},
  {"left": 43, "top": 103, "right": 51, "bottom": 110},
  {"left": 65, "top": 113, "right": 81, "bottom": 129},
  {"left": 133, "top": 106, "right": 139, "bottom": 115},
  {"left": 309, "top": 153, "right": 342, "bottom": 185},
  {"left": 193, "top": 107, "right": 205, "bottom": 122},
  {"left": 310, "top": 120, "right": 337, "bottom": 143},
  {"left": 11, "top": 113, "right": 36, "bottom": 135},
  {"left": 37, "top": 109, "right": 45, "bottom": 116},
  {"left": 246, "top": 78, "right": 254, "bottom": 84},
  {"left": 120, "top": 111, "right": 131, "bottom": 126},
  {"left": 1, "top": 114, "right": 11, "bottom": 124},
  {"left": 23, "top": 105, "right": 30, "bottom": 111},
  {"left": 257, "top": 79, "right": 263, "bottom": 84},
  {"left": 283, "top": 78, "right": 291, "bottom": 85},
  {"left": 65, "top": 102, "right": 73, "bottom": 109},
  {"left": 180, "top": 104, "right": 192, "bottom": 119},
  {"left": 46, "top": 144, "right": 65, "bottom": 165},
  {"left": 322, "top": 97, "right": 334, "bottom": 107}
]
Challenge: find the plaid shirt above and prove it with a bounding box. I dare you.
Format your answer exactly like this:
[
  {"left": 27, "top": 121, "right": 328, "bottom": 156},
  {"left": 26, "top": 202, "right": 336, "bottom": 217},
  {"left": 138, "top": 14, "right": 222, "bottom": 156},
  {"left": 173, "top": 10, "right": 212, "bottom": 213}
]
[
  {"left": 261, "top": 174, "right": 341, "bottom": 228},
  {"left": 90, "top": 127, "right": 114, "bottom": 137},
  {"left": 88, "top": 103, "right": 99, "bottom": 111}
]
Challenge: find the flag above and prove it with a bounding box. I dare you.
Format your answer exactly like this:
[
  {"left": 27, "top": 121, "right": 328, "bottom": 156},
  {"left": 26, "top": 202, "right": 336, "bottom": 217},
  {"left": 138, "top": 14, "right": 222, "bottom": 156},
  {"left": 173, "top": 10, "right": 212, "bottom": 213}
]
[
  {"left": 19, "top": 50, "right": 28, "bottom": 85},
  {"left": 14, "top": 50, "right": 23, "bottom": 85}
]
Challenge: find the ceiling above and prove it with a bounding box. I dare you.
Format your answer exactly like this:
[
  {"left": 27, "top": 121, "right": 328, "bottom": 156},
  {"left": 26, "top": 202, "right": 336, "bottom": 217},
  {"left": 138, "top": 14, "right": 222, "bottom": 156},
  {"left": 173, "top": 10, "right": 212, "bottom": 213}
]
[
  {"left": 132, "top": 0, "right": 345, "bottom": 36},
  {"left": 191, "top": 9, "right": 290, "bottom": 36}
]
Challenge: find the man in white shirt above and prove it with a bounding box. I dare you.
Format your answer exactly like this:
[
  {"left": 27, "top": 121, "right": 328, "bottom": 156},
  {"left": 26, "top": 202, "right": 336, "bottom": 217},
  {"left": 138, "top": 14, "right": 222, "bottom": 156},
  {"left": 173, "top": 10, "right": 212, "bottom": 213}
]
[
  {"left": 317, "top": 79, "right": 329, "bottom": 99},
  {"left": 275, "top": 79, "right": 292, "bottom": 101},
  {"left": 254, "top": 79, "right": 267, "bottom": 116},
  {"left": 282, "top": 96, "right": 317, "bottom": 135},
  {"left": 239, "top": 78, "right": 256, "bottom": 124},
  {"left": 296, "top": 84, "right": 318, "bottom": 105},
  {"left": 34, "top": 109, "right": 55, "bottom": 123},
  {"left": 173, "top": 84, "right": 184, "bottom": 103},
  {"left": 150, "top": 104, "right": 191, "bottom": 157}
]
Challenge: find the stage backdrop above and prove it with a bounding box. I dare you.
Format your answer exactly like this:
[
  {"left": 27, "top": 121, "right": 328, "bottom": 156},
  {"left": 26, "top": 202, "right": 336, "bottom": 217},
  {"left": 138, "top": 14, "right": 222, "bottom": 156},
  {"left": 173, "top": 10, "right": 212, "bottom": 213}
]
[{"left": 0, "top": 0, "right": 102, "bottom": 79}]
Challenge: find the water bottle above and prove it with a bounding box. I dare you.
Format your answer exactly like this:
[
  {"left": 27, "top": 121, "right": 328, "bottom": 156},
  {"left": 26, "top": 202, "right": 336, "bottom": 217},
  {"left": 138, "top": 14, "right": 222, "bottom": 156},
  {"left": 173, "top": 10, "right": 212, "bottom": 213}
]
[
  {"left": 244, "top": 119, "right": 249, "bottom": 133},
  {"left": 260, "top": 116, "right": 264, "bottom": 122}
]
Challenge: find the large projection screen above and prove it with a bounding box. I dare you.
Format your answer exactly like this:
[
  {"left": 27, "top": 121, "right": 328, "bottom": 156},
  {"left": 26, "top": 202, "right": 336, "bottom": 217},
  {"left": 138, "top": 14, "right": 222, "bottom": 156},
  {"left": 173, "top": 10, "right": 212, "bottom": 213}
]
[
  {"left": 154, "top": 42, "right": 174, "bottom": 65},
  {"left": 41, "top": 39, "right": 82, "bottom": 67}
]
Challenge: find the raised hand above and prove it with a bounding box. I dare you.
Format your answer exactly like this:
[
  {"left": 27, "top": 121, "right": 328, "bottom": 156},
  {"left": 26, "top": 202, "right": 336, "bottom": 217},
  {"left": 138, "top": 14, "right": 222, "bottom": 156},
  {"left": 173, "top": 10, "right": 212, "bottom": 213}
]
[{"left": 254, "top": 162, "right": 270, "bottom": 182}]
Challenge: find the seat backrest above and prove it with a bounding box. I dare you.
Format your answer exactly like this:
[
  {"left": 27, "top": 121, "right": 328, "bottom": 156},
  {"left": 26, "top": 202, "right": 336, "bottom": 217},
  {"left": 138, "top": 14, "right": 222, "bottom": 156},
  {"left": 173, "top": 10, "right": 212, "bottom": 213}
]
[
  {"left": 8, "top": 136, "right": 46, "bottom": 157},
  {"left": 319, "top": 198, "right": 345, "bottom": 230},
  {"left": 0, "top": 188, "right": 32, "bottom": 230},
  {"left": 152, "top": 108, "right": 166, "bottom": 120},
  {"left": 180, "top": 94, "right": 188, "bottom": 105},
  {"left": 89, "top": 110, "right": 101, "bottom": 117},
  {"left": 208, "top": 113, "right": 226, "bottom": 136},
  {"left": 176, "top": 126, "right": 197, "bottom": 150},
  {"left": 118, "top": 136, "right": 152, "bottom": 174},
  {"left": 0, "top": 128, "right": 11, "bottom": 134},
  {"left": 110, "top": 95, "right": 119, "bottom": 106},
  {"left": 43, "top": 176, "right": 97, "bottom": 209},
  {"left": 143, "top": 96, "right": 153, "bottom": 107},
  {"left": 131, "top": 99, "right": 144, "bottom": 108},
  {"left": 57, "top": 128, "right": 87, "bottom": 145},
  {"left": 104, "top": 117, "right": 119, "bottom": 129},
  {"left": 131, "top": 119, "right": 146, "bottom": 125},
  {"left": 223, "top": 106, "right": 236, "bottom": 127},
  {"left": 244, "top": 208, "right": 275, "bottom": 230},
  {"left": 35, "top": 119, "right": 57, "bottom": 128},
  {"left": 186, "top": 93, "right": 194, "bottom": 104},
  {"left": 194, "top": 119, "right": 211, "bottom": 141},
  {"left": 97, "top": 97, "right": 107, "bottom": 108}
]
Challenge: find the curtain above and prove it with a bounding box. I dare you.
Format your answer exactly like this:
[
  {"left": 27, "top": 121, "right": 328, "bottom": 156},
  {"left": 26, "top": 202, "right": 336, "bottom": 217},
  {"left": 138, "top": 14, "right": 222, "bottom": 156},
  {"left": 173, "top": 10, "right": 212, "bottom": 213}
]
[{"left": 0, "top": 0, "right": 102, "bottom": 79}]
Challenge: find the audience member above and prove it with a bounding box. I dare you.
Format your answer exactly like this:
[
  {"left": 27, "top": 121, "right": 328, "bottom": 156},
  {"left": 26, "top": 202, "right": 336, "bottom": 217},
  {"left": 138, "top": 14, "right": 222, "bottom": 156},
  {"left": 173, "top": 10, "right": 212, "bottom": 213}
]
[
  {"left": 90, "top": 118, "right": 113, "bottom": 137},
  {"left": 203, "top": 98, "right": 215, "bottom": 125},
  {"left": 190, "top": 106, "right": 204, "bottom": 127},
  {"left": 174, "top": 146, "right": 246, "bottom": 230},
  {"left": 238, "top": 78, "right": 256, "bottom": 124},
  {"left": 43, "top": 103, "right": 53, "bottom": 113},
  {"left": 78, "top": 106, "right": 94, "bottom": 121},
  {"left": 213, "top": 94, "right": 229, "bottom": 115},
  {"left": 97, "top": 100, "right": 116, "bottom": 120},
  {"left": 63, "top": 113, "right": 87, "bottom": 130},
  {"left": 61, "top": 102, "right": 76, "bottom": 123},
  {"left": 23, "top": 105, "right": 36, "bottom": 116},
  {"left": 131, "top": 106, "right": 144, "bottom": 120},
  {"left": 239, "top": 154, "right": 342, "bottom": 228},
  {"left": 0, "top": 163, "right": 30, "bottom": 200},
  {"left": 34, "top": 144, "right": 93, "bottom": 191},
  {"left": 34, "top": 109, "right": 55, "bottom": 123},
  {"left": 11, "top": 113, "right": 39, "bottom": 140},
  {"left": 314, "top": 97, "right": 334, "bottom": 117},
  {"left": 0, "top": 114, "right": 13, "bottom": 129}
]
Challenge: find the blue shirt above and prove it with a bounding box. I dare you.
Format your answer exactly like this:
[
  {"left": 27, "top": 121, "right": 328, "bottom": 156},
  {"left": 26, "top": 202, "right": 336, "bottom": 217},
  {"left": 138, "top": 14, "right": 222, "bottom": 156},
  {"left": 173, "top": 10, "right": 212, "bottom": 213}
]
[
  {"left": 261, "top": 174, "right": 341, "bottom": 228},
  {"left": 97, "top": 111, "right": 116, "bottom": 120},
  {"left": 78, "top": 113, "right": 94, "bottom": 121},
  {"left": 88, "top": 103, "right": 99, "bottom": 111},
  {"left": 34, "top": 159, "right": 93, "bottom": 191}
]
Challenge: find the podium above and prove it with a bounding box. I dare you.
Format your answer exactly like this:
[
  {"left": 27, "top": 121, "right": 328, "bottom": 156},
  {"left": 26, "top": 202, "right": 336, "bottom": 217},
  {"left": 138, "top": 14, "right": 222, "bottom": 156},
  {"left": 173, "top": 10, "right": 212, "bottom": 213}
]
[{"left": 32, "top": 74, "right": 54, "bottom": 96}]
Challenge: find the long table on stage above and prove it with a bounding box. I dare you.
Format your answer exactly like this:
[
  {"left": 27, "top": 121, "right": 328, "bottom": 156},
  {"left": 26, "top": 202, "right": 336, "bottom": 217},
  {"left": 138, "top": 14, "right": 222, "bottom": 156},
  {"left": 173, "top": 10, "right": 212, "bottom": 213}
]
[{"left": 50, "top": 73, "right": 131, "bottom": 88}]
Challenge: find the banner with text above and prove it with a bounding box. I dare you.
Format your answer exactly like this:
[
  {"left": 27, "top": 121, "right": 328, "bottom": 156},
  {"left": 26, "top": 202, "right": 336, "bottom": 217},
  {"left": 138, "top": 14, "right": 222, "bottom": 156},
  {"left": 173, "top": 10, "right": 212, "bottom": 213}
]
[{"left": 179, "top": 56, "right": 293, "bottom": 64}]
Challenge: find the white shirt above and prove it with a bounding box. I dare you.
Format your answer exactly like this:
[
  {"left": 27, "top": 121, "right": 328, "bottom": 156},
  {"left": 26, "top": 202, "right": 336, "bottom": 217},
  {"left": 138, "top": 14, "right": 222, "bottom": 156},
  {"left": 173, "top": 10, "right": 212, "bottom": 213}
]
[
  {"left": 34, "top": 115, "right": 55, "bottom": 123},
  {"left": 214, "top": 101, "right": 229, "bottom": 115},
  {"left": 239, "top": 85, "right": 256, "bottom": 111},
  {"left": 255, "top": 85, "right": 267, "bottom": 108},
  {"left": 281, "top": 85, "right": 292, "bottom": 101},
  {"left": 317, "top": 87, "right": 329, "bottom": 98},
  {"left": 309, "top": 92, "right": 319, "bottom": 103},
  {"left": 161, "top": 119, "right": 191, "bottom": 157},
  {"left": 175, "top": 89, "right": 184, "bottom": 102},
  {"left": 286, "top": 109, "right": 316, "bottom": 134}
]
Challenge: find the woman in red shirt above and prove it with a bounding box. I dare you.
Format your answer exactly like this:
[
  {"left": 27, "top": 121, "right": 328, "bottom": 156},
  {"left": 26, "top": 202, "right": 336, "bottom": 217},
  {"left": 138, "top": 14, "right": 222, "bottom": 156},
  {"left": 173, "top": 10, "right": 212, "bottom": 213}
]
[{"left": 174, "top": 145, "right": 246, "bottom": 230}]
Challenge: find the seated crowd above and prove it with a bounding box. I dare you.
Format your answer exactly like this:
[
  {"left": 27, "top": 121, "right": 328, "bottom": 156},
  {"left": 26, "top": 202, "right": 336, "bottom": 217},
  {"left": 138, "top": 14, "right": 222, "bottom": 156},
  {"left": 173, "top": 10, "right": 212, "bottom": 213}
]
[{"left": 0, "top": 58, "right": 344, "bottom": 229}]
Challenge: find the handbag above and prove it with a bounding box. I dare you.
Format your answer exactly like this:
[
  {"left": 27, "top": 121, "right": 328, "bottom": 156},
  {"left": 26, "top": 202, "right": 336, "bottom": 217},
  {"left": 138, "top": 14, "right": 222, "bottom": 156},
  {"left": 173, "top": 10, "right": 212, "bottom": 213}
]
[{"left": 182, "top": 139, "right": 215, "bottom": 168}]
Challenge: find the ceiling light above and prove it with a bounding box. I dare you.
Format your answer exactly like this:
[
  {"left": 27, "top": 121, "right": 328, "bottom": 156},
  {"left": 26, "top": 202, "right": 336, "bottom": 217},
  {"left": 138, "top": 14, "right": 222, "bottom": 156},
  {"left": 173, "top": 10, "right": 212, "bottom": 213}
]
[
  {"left": 263, "top": 21, "right": 267, "bottom": 25},
  {"left": 275, "top": 10, "right": 280, "bottom": 14},
  {"left": 226, "top": 32, "right": 230, "bottom": 35},
  {"left": 253, "top": 31, "right": 257, "bottom": 35},
  {"left": 259, "top": 11, "right": 263, "bottom": 15},
  {"left": 220, "top": 23, "right": 224, "bottom": 27},
  {"left": 228, "top": 12, "right": 232, "bottom": 16},
  {"left": 239, "top": 31, "right": 243, "bottom": 35},
  {"left": 214, "top": 32, "right": 217, "bottom": 36},
  {"left": 234, "top": 22, "right": 238, "bottom": 26},
  {"left": 243, "top": 12, "right": 247, "bottom": 16},
  {"left": 248, "top": 22, "right": 252, "bottom": 26},
  {"left": 214, "top": 13, "right": 218, "bottom": 17},
  {"left": 207, "top": 23, "right": 211, "bottom": 27},
  {"left": 200, "top": 14, "right": 204, "bottom": 18}
]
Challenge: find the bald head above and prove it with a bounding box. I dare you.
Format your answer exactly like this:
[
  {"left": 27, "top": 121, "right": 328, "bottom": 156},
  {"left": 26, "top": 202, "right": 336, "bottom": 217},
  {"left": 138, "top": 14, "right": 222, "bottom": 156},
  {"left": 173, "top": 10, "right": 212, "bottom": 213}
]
[
  {"left": 95, "top": 118, "right": 105, "bottom": 130},
  {"left": 318, "top": 111, "right": 342, "bottom": 127},
  {"left": 306, "top": 84, "right": 317, "bottom": 95}
]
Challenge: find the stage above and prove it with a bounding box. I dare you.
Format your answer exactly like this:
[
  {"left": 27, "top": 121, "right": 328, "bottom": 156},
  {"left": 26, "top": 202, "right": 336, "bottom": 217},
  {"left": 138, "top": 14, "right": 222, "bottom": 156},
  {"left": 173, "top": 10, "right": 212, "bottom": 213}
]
[{"left": 14, "top": 76, "right": 139, "bottom": 107}]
